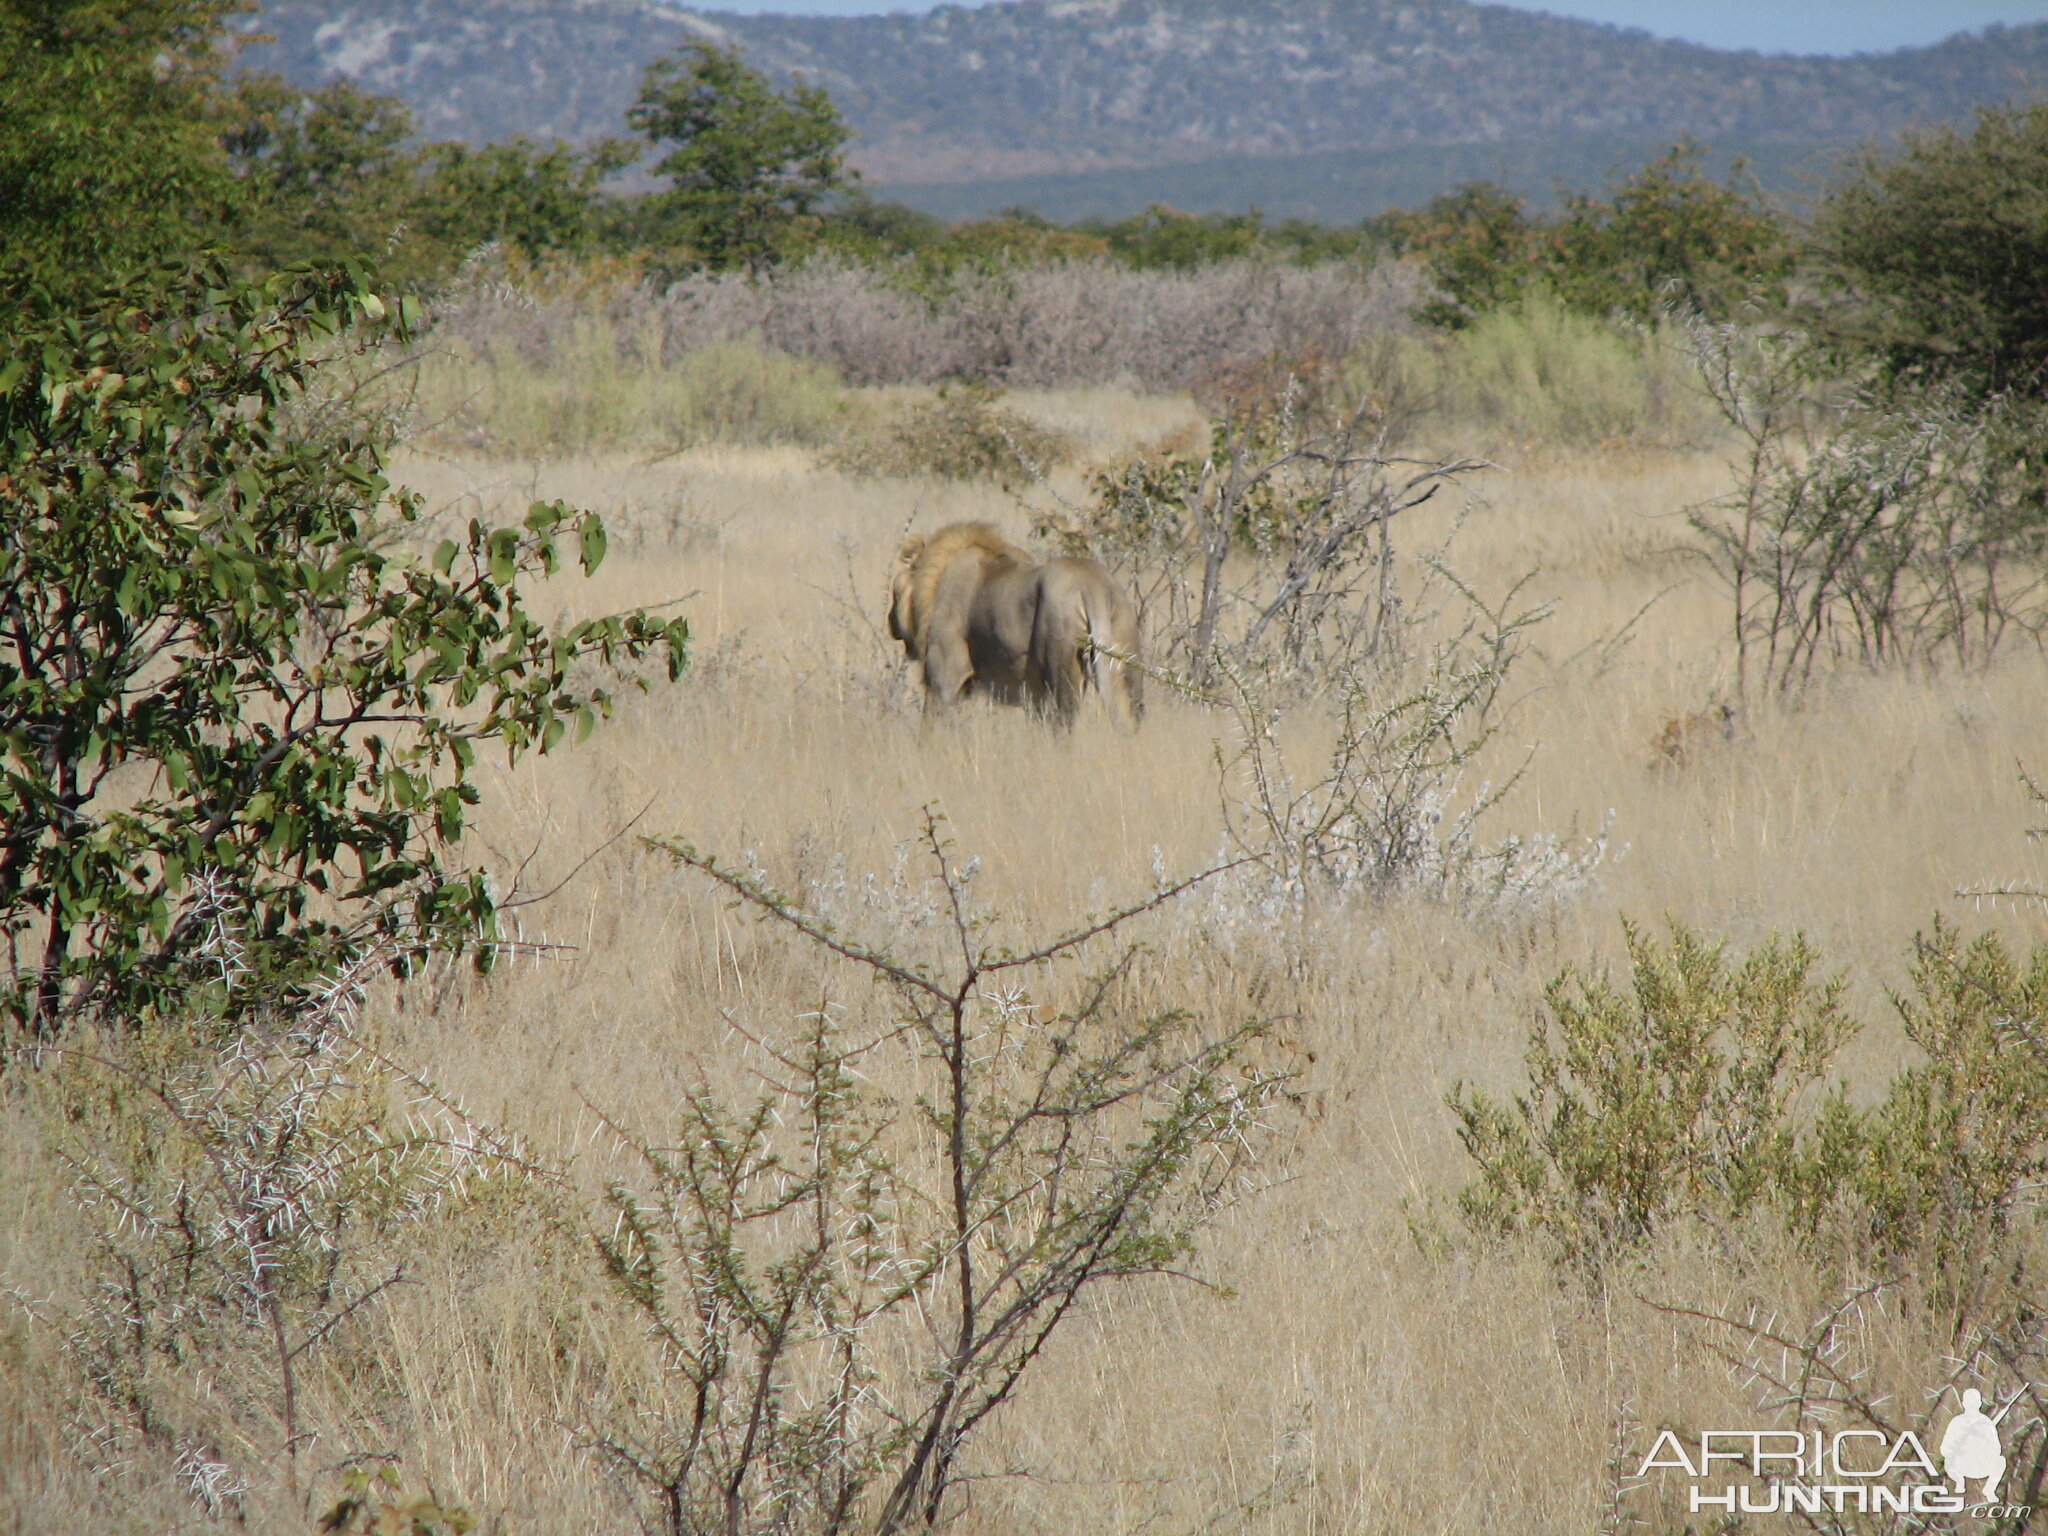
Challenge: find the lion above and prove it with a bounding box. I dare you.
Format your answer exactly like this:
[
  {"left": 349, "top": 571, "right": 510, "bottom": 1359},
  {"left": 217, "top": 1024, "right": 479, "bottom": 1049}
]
[
  {"left": 1649, "top": 697, "right": 1737, "bottom": 771},
  {"left": 887, "top": 523, "right": 1143, "bottom": 725}
]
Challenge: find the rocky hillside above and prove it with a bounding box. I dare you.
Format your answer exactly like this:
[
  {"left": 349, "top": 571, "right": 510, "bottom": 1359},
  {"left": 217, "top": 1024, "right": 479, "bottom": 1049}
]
[{"left": 237, "top": 0, "right": 2048, "bottom": 214}]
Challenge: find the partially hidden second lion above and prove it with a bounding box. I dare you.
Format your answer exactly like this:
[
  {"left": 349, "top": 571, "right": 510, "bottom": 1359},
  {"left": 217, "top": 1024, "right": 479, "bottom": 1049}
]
[{"left": 887, "top": 523, "right": 1143, "bottom": 725}]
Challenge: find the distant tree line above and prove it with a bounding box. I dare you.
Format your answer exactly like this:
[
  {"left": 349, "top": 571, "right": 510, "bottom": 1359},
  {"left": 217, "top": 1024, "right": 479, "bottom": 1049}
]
[{"left": 4, "top": 0, "right": 2046, "bottom": 402}]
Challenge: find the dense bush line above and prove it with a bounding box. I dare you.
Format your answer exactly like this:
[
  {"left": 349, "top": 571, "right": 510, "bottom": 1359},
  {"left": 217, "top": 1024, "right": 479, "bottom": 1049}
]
[{"left": 432, "top": 254, "right": 1425, "bottom": 392}]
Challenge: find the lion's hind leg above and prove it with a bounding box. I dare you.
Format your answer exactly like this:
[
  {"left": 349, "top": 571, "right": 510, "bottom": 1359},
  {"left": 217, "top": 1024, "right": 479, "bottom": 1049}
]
[{"left": 1027, "top": 581, "right": 1090, "bottom": 726}]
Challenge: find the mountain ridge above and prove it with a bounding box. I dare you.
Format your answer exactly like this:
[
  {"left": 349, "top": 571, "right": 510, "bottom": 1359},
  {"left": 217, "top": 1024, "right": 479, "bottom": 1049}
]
[{"left": 236, "top": 0, "right": 2048, "bottom": 215}]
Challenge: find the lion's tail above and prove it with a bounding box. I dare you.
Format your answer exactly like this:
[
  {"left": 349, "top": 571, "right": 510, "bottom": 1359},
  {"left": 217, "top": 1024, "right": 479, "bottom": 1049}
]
[
  {"left": 1074, "top": 585, "right": 1143, "bottom": 725},
  {"left": 1080, "top": 596, "right": 1112, "bottom": 695},
  {"left": 1099, "top": 595, "right": 1144, "bottom": 723}
]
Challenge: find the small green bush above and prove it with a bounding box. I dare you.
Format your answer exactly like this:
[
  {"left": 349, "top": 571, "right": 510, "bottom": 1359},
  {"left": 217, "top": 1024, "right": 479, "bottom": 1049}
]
[
  {"left": 1789, "top": 920, "right": 2048, "bottom": 1316},
  {"left": 1378, "top": 291, "right": 1707, "bottom": 447},
  {"left": 655, "top": 338, "right": 847, "bottom": 447},
  {"left": 1456, "top": 917, "right": 2048, "bottom": 1311},
  {"left": 418, "top": 327, "right": 845, "bottom": 456},
  {"left": 1450, "top": 921, "right": 1854, "bottom": 1278},
  {"left": 826, "top": 381, "right": 1073, "bottom": 486}
]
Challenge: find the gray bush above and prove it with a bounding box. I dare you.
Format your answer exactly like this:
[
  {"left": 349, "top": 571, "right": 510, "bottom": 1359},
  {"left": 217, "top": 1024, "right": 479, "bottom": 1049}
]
[{"left": 430, "top": 253, "right": 1426, "bottom": 393}]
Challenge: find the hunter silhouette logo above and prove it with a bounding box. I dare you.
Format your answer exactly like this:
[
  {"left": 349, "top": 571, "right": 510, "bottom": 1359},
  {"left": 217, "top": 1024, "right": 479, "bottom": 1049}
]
[{"left": 1939, "top": 1387, "right": 2017, "bottom": 1503}]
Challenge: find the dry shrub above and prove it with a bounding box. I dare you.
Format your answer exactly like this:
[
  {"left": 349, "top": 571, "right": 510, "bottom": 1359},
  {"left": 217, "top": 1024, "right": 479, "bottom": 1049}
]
[
  {"left": 1684, "top": 315, "right": 2048, "bottom": 693},
  {"left": 428, "top": 254, "right": 1427, "bottom": 394},
  {"left": 826, "top": 382, "right": 1074, "bottom": 485},
  {"left": 1213, "top": 577, "right": 1611, "bottom": 918},
  {"left": 1047, "top": 375, "right": 1486, "bottom": 685},
  {"left": 947, "top": 259, "right": 1423, "bottom": 391},
  {"left": 654, "top": 257, "right": 952, "bottom": 388},
  {"left": 1029, "top": 383, "right": 1611, "bottom": 919}
]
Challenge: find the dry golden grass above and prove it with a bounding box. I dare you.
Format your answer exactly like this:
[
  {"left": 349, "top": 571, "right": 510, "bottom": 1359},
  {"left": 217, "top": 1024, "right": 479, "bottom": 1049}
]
[{"left": 5, "top": 386, "right": 2046, "bottom": 1534}]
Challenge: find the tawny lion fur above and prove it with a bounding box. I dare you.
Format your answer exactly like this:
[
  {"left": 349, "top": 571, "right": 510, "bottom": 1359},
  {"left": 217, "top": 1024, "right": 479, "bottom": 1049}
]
[{"left": 887, "top": 523, "right": 1143, "bottom": 724}]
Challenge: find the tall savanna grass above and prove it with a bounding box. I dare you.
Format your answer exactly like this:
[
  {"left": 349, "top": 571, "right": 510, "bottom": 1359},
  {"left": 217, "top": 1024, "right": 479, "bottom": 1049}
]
[
  {"left": 417, "top": 323, "right": 848, "bottom": 457},
  {"left": 8, "top": 253, "right": 2048, "bottom": 1536},
  {"left": 1380, "top": 290, "right": 1709, "bottom": 448}
]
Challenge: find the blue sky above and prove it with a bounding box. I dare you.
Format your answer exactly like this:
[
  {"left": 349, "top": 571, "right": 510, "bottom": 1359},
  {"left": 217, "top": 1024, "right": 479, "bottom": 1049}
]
[
  {"left": 1495, "top": 2, "right": 2048, "bottom": 54},
  {"left": 693, "top": 0, "right": 2048, "bottom": 54}
]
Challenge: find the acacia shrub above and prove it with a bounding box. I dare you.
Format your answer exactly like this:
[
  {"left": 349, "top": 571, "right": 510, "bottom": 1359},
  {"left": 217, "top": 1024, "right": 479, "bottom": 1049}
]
[{"left": 592, "top": 818, "right": 1297, "bottom": 1536}]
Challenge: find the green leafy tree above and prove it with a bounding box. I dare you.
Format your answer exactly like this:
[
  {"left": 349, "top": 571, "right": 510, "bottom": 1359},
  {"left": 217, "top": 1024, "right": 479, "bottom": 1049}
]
[
  {"left": 3, "top": 0, "right": 637, "bottom": 294},
  {"left": 627, "top": 42, "right": 852, "bottom": 270},
  {"left": 223, "top": 74, "right": 635, "bottom": 279},
  {"left": 0, "top": 0, "right": 244, "bottom": 296},
  {"left": 1090, "top": 204, "right": 1266, "bottom": 269},
  {"left": 1815, "top": 102, "right": 2048, "bottom": 396},
  {"left": 1383, "top": 151, "right": 1788, "bottom": 329},
  {"left": 0, "top": 260, "right": 688, "bottom": 1030},
  {"left": 817, "top": 191, "right": 949, "bottom": 262},
  {"left": 1552, "top": 140, "right": 1791, "bottom": 323},
  {"left": 418, "top": 134, "right": 637, "bottom": 260},
  {"left": 1383, "top": 182, "right": 1539, "bottom": 328},
  {"left": 221, "top": 75, "right": 422, "bottom": 273}
]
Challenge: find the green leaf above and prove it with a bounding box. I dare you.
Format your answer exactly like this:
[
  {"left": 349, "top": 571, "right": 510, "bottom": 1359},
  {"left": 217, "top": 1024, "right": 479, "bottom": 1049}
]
[
  {"left": 434, "top": 787, "right": 465, "bottom": 841},
  {"left": 580, "top": 517, "right": 609, "bottom": 575},
  {"left": 488, "top": 529, "right": 519, "bottom": 586}
]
